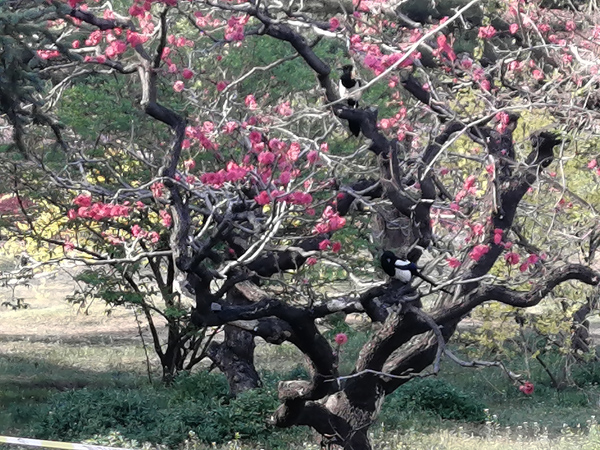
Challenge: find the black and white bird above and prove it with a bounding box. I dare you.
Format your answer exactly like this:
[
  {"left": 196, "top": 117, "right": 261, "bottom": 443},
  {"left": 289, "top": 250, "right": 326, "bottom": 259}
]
[
  {"left": 338, "top": 65, "right": 363, "bottom": 137},
  {"left": 380, "top": 251, "right": 450, "bottom": 293}
]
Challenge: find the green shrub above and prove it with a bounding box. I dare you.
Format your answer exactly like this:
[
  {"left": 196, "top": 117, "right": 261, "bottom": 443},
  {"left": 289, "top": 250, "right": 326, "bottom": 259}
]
[
  {"left": 29, "top": 372, "right": 287, "bottom": 448},
  {"left": 380, "top": 378, "right": 486, "bottom": 428}
]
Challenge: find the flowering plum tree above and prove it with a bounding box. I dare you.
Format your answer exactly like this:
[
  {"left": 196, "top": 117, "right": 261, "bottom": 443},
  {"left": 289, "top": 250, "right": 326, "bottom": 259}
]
[{"left": 3, "top": 0, "right": 600, "bottom": 447}]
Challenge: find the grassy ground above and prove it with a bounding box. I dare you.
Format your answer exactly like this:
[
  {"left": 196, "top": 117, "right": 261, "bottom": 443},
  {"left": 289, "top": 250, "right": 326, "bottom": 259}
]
[{"left": 2, "top": 257, "right": 600, "bottom": 449}]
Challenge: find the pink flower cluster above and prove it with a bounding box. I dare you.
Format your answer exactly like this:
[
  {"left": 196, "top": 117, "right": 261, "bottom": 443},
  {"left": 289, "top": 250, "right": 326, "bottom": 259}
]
[
  {"left": 225, "top": 15, "right": 248, "bottom": 41},
  {"left": 313, "top": 206, "right": 346, "bottom": 234},
  {"left": 350, "top": 35, "right": 420, "bottom": 75},
  {"left": 433, "top": 34, "right": 456, "bottom": 63},
  {"left": 275, "top": 101, "right": 293, "bottom": 117},
  {"left": 454, "top": 175, "right": 478, "bottom": 203},
  {"left": 200, "top": 161, "right": 250, "bottom": 187},
  {"left": 105, "top": 40, "right": 127, "bottom": 59},
  {"left": 185, "top": 123, "right": 217, "bottom": 151},
  {"left": 319, "top": 239, "right": 342, "bottom": 253},
  {"left": 131, "top": 224, "right": 160, "bottom": 243},
  {"left": 469, "top": 244, "right": 489, "bottom": 262},
  {"left": 254, "top": 190, "right": 313, "bottom": 206},
  {"left": 37, "top": 50, "right": 61, "bottom": 60},
  {"left": 478, "top": 25, "right": 496, "bottom": 39},
  {"left": 69, "top": 194, "right": 130, "bottom": 221}
]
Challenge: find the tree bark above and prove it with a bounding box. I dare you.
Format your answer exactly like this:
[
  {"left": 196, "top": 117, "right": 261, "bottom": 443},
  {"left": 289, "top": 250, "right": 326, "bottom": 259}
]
[{"left": 207, "top": 324, "right": 261, "bottom": 396}]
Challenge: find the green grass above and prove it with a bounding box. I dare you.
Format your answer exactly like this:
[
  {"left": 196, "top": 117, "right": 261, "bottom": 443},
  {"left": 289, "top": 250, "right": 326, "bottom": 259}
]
[{"left": 3, "top": 282, "right": 600, "bottom": 449}]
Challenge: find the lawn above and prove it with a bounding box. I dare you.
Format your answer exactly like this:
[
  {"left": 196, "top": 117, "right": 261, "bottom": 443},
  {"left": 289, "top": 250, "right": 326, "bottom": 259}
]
[{"left": 2, "top": 258, "right": 600, "bottom": 449}]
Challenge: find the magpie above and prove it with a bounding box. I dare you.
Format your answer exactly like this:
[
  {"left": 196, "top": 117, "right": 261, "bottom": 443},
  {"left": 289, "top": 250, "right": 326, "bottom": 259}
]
[
  {"left": 380, "top": 251, "right": 451, "bottom": 293},
  {"left": 338, "top": 65, "right": 362, "bottom": 137}
]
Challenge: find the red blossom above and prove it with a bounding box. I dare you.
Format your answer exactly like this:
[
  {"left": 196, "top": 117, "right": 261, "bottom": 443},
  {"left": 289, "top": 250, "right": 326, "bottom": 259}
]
[
  {"left": 182, "top": 69, "right": 194, "bottom": 80},
  {"left": 331, "top": 242, "right": 341, "bottom": 253},
  {"left": 306, "top": 256, "right": 318, "bottom": 266}
]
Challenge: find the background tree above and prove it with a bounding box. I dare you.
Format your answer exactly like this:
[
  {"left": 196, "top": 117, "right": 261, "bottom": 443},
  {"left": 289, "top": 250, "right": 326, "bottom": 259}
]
[{"left": 2, "top": 0, "right": 600, "bottom": 448}]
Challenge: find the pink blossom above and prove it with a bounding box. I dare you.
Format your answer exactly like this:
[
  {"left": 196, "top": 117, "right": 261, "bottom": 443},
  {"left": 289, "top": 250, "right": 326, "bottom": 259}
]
[
  {"left": 527, "top": 254, "right": 539, "bottom": 265},
  {"left": 277, "top": 171, "right": 291, "bottom": 186},
  {"left": 588, "top": 159, "right": 597, "bottom": 169},
  {"left": 328, "top": 214, "right": 346, "bottom": 231},
  {"left": 184, "top": 159, "right": 196, "bottom": 171},
  {"left": 67, "top": 209, "right": 77, "bottom": 220},
  {"left": 334, "top": 333, "right": 348, "bottom": 345},
  {"left": 319, "top": 239, "right": 331, "bottom": 250},
  {"left": 320, "top": 143, "right": 329, "bottom": 153},
  {"left": 182, "top": 69, "right": 194, "bottom": 79},
  {"left": 72, "top": 40, "right": 80, "bottom": 49},
  {"left": 258, "top": 151, "right": 275, "bottom": 165},
  {"left": 478, "top": 25, "right": 496, "bottom": 39},
  {"left": 275, "top": 101, "right": 293, "bottom": 117},
  {"left": 332, "top": 242, "right": 341, "bottom": 253},
  {"left": 131, "top": 224, "right": 146, "bottom": 238},
  {"left": 565, "top": 21, "right": 576, "bottom": 32},
  {"left": 73, "top": 194, "right": 92, "bottom": 207},
  {"left": 307, "top": 150, "right": 319, "bottom": 163},
  {"left": 504, "top": 252, "right": 520, "bottom": 265},
  {"left": 519, "top": 262, "right": 529, "bottom": 272},
  {"left": 532, "top": 69, "right": 544, "bottom": 81},
  {"left": 63, "top": 241, "right": 75, "bottom": 252},
  {"left": 151, "top": 182, "right": 164, "bottom": 198},
  {"left": 469, "top": 244, "right": 489, "bottom": 261},
  {"left": 216, "top": 81, "right": 227, "bottom": 92},
  {"left": 288, "top": 142, "right": 301, "bottom": 162},
  {"left": 245, "top": 94, "right": 257, "bottom": 109},
  {"left": 254, "top": 191, "right": 271, "bottom": 205},
  {"left": 519, "top": 381, "right": 534, "bottom": 395},
  {"left": 313, "top": 221, "right": 330, "bottom": 234},
  {"left": 447, "top": 257, "right": 461, "bottom": 268},
  {"left": 306, "top": 256, "right": 318, "bottom": 266},
  {"left": 509, "top": 23, "right": 519, "bottom": 34},
  {"left": 480, "top": 79, "right": 491, "bottom": 91},
  {"left": 493, "top": 228, "right": 504, "bottom": 245},
  {"left": 126, "top": 31, "right": 146, "bottom": 47},
  {"left": 160, "top": 210, "right": 172, "bottom": 227},
  {"left": 173, "top": 81, "right": 185, "bottom": 92},
  {"left": 329, "top": 17, "right": 340, "bottom": 31}
]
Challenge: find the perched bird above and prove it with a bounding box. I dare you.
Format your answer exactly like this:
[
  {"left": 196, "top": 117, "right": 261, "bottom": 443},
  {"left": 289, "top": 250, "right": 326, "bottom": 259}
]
[
  {"left": 338, "top": 65, "right": 363, "bottom": 137},
  {"left": 380, "top": 251, "right": 450, "bottom": 293}
]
